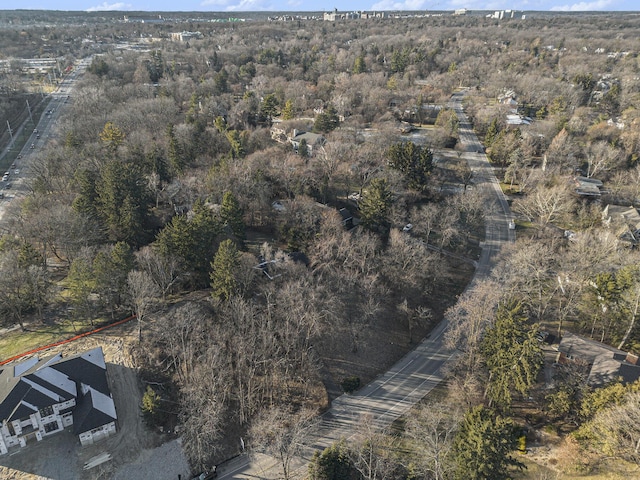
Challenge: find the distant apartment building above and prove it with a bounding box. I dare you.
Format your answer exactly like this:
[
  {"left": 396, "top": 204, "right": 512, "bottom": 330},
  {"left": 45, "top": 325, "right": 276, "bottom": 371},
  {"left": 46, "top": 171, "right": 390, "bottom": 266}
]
[
  {"left": 123, "top": 15, "right": 165, "bottom": 23},
  {"left": 323, "top": 9, "right": 386, "bottom": 21},
  {"left": 487, "top": 10, "right": 525, "bottom": 20},
  {"left": 0, "top": 58, "right": 60, "bottom": 75},
  {"left": 170, "top": 31, "right": 203, "bottom": 42}
]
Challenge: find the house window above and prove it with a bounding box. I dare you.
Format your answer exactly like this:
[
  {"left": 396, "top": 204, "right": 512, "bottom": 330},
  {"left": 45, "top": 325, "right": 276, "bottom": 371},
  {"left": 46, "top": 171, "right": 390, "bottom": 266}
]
[
  {"left": 43, "top": 422, "right": 59, "bottom": 433},
  {"left": 39, "top": 405, "right": 54, "bottom": 417}
]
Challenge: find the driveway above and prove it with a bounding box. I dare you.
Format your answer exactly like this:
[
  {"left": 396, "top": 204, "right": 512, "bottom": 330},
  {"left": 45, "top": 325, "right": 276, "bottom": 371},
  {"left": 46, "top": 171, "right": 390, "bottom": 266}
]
[{"left": 0, "top": 329, "right": 191, "bottom": 480}]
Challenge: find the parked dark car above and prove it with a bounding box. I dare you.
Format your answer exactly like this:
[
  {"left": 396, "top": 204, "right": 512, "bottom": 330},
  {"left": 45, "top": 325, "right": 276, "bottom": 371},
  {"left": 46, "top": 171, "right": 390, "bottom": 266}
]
[{"left": 191, "top": 466, "right": 217, "bottom": 480}]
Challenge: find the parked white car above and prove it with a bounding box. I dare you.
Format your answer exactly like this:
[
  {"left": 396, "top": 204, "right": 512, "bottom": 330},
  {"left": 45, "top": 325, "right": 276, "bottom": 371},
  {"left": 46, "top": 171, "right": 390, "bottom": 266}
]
[{"left": 272, "top": 201, "right": 286, "bottom": 212}]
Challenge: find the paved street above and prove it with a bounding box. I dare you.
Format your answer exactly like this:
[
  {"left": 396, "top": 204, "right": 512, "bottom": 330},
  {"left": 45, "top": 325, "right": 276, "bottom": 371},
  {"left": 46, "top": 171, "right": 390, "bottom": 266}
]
[
  {"left": 449, "top": 90, "right": 516, "bottom": 280},
  {"left": 0, "top": 57, "right": 194, "bottom": 480},
  {"left": 218, "top": 90, "right": 516, "bottom": 479},
  {"left": 0, "top": 59, "right": 89, "bottom": 223}
]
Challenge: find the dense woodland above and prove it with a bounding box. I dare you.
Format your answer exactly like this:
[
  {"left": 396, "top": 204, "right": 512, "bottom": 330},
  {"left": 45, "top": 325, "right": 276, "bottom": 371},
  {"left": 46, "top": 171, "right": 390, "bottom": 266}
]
[{"left": 1, "top": 10, "right": 640, "bottom": 479}]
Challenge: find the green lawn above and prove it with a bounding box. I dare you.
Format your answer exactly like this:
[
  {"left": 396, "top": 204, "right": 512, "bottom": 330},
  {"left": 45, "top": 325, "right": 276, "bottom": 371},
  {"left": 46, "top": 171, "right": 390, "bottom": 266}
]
[{"left": 0, "top": 317, "right": 97, "bottom": 362}]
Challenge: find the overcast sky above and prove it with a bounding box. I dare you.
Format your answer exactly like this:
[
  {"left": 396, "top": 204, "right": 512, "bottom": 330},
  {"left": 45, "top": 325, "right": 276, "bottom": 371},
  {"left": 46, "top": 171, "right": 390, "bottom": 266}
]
[{"left": 12, "top": 0, "right": 638, "bottom": 14}]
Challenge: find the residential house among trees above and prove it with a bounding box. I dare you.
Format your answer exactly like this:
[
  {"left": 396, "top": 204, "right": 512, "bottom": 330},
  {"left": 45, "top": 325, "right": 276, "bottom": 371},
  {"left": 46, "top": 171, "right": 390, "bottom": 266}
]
[
  {"left": 573, "top": 176, "right": 603, "bottom": 197},
  {"left": 290, "top": 131, "right": 325, "bottom": 156},
  {"left": 270, "top": 125, "right": 326, "bottom": 156},
  {"left": 601, "top": 204, "right": 640, "bottom": 245},
  {"left": 0, "top": 347, "right": 117, "bottom": 454},
  {"left": 556, "top": 332, "right": 640, "bottom": 386}
]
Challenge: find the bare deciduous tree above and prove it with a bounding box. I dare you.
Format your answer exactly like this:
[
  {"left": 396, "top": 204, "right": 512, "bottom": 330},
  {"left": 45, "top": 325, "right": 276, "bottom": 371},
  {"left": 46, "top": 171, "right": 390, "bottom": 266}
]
[
  {"left": 512, "top": 183, "right": 575, "bottom": 225},
  {"left": 492, "top": 239, "right": 557, "bottom": 322},
  {"left": 248, "top": 406, "right": 318, "bottom": 480},
  {"left": 180, "top": 348, "right": 228, "bottom": 471},
  {"left": 127, "top": 269, "right": 160, "bottom": 342},
  {"left": 585, "top": 141, "right": 622, "bottom": 179},
  {"left": 349, "top": 414, "right": 397, "bottom": 480},
  {"left": 135, "top": 245, "right": 181, "bottom": 299},
  {"left": 445, "top": 279, "right": 504, "bottom": 372},
  {"left": 585, "top": 392, "right": 640, "bottom": 465},
  {"left": 404, "top": 403, "right": 460, "bottom": 480}
]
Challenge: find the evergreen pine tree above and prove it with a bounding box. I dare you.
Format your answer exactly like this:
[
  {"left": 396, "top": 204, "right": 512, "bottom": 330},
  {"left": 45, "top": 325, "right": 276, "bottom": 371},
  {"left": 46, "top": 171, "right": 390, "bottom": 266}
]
[
  {"left": 221, "top": 191, "right": 245, "bottom": 240},
  {"left": 359, "top": 178, "right": 393, "bottom": 232},
  {"left": 452, "top": 406, "right": 523, "bottom": 480},
  {"left": 281, "top": 99, "right": 295, "bottom": 120},
  {"left": 210, "top": 239, "right": 239, "bottom": 301}
]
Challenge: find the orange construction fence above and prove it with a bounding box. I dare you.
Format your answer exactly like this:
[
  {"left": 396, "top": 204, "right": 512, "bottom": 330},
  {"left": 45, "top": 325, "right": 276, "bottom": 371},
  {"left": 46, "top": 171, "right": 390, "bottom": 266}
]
[{"left": 0, "top": 315, "right": 136, "bottom": 366}]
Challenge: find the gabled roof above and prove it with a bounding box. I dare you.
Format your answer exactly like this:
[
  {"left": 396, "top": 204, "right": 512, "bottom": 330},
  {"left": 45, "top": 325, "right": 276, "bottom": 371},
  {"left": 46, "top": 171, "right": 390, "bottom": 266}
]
[
  {"left": 73, "top": 387, "right": 117, "bottom": 435},
  {"left": 558, "top": 332, "right": 640, "bottom": 386},
  {"left": 291, "top": 131, "right": 325, "bottom": 145},
  {"left": 30, "top": 367, "right": 77, "bottom": 397},
  {"left": 0, "top": 347, "right": 114, "bottom": 425},
  {"left": 0, "top": 355, "right": 73, "bottom": 421},
  {"left": 9, "top": 401, "right": 38, "bottom": 422},
  {"left": 573, "top": 176, "right": 603, "bottom": 196},
  {"left": 50, "top": 348, "right": 109, "bottom": 396},
  {"left": 14, "top": 357, "right": 39, "bottom": 377},
  {"left": 558, "top": 332, "right": 620, "bottom": 364},
  {"left": 603, "top": 204, "right": 640, "bottom": 227},
  {"left": 603, "top": 205, "right": 640, "bottom": 244}
]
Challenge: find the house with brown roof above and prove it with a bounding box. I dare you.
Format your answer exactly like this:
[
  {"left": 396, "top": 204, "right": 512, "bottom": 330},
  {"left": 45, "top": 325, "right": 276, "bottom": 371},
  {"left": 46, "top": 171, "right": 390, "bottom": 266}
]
[
  {"left": 0, "top": 347, "right": 117, "bottom": 454},
  {"left": 602, "top": 204, "right": 640, "bottom": 245},
  {"left": 573, "top": 176, "right": 603, "bottom": 197}
]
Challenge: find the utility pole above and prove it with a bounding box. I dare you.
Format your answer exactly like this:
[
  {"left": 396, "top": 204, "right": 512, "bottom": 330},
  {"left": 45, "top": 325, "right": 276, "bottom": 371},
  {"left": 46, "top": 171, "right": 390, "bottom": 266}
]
[
  {"left": 26, "top": 99, "right": 33, "bottom": 124},
  {"left": 557, "top": 275, "right": 565, "bottom": 339},
  {"left": 6, "top": 120, "right": 14, "bottom": 149}
]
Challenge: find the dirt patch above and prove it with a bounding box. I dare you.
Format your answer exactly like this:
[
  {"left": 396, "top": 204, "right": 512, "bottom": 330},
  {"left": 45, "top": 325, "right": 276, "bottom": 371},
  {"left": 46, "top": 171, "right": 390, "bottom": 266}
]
[{"left": 0, "top": 322, "right": 190, "bottom": 480}]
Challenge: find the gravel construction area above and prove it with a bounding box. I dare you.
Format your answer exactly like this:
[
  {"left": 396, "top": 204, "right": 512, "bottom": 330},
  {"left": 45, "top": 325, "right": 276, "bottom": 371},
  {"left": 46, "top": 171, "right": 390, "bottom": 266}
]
[
  {"left": 113, "top": 438, "right": 190, "bottom": 480},
  {"left": 0, "top": 324, "right": 191, "bottom": 480}
]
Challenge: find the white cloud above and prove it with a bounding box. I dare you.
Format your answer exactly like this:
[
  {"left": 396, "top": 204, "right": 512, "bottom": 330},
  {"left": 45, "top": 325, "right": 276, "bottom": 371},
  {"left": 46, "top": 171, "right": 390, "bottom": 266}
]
[
  {"left": 226, "top": 0, "right": 274, "bottom": 10},
  {"left": 447, "top": 0, "right": 494, "bottom": 9},
  {"left": 551, "top": 0, "right": 613, "bottom": 11},
  {"left": 370, "top": 0, "right": 428, "bottom": 10},
  {"left": 287, "top": 0, "right": 302, "bottom": 6},
  {"left": 86, "top": 1, "right": 132, "bottom": 10},
  {"left": 201, "top": 0, "right": 230, "bottom": 5},
  {"left": 201, "top": 0, "right": 274, "bottom": 10}
]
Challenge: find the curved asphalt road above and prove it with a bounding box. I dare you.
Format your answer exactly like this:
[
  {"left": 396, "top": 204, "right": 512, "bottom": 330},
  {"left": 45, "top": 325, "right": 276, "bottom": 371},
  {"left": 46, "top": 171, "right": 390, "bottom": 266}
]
[{"left": 217, "top": 90, "right": 515, "bottom": 479}]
